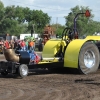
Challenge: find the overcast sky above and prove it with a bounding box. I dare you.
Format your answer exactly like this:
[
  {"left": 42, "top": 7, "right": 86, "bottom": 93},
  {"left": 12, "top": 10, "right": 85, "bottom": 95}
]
[{"left": 1, "top": 0, "right": 100, "bottom": 25}]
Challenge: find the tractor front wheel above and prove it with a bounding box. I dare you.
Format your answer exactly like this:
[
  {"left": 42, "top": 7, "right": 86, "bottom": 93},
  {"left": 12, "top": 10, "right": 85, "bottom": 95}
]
[
  {"left": 79, "top": 42, "right": 100, "bottom": 74},
  {"left": 18, "top": 64, "right": 29, "bottom": 78}
]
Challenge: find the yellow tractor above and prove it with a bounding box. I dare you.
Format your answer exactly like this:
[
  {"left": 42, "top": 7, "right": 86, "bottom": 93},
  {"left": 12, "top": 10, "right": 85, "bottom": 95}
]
[
  {"left": 41, "top": 10, "right": 100, "bottom": 74},
  {"left": 1, "top": 10, "right": 100, "bottom": 78}
]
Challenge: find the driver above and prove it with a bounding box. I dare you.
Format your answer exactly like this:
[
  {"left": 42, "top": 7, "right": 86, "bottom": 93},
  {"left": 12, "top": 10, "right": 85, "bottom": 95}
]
[{"left": 27, "top": 50, "right": 41, "bottom": 64}]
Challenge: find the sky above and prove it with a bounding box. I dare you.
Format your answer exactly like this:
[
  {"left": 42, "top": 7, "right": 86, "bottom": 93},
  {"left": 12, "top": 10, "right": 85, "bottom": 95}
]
[{"left": 1, "top": 0, "right": 100, "bottom": 25}]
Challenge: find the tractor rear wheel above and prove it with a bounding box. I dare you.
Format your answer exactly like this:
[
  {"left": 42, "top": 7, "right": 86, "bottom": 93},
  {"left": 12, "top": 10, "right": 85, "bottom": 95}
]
[{"left": 78, "top": 42, "right": 100, "bottom": 74}]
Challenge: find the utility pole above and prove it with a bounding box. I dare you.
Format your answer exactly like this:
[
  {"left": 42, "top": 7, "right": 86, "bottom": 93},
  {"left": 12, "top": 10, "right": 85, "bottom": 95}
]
[
  {"left": 32, "top": 24, "right": 35, "bottom": 38},
  {"left": 31, "top": 24, "right": 35, "bottom": 37},
  {"left": 56, "top": 17, "right": 58, "bottom": 29}
]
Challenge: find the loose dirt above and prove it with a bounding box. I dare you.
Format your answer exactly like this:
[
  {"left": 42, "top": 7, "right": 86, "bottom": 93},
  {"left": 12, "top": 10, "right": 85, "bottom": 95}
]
[{"left": 0, "top": 54, "right": 100, "bottom": 100}]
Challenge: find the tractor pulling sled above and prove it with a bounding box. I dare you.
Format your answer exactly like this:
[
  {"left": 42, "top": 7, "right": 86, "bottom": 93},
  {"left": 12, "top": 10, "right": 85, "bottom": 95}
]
[{"left": 0, "top": 10, "right": 100, "bottom": 78}]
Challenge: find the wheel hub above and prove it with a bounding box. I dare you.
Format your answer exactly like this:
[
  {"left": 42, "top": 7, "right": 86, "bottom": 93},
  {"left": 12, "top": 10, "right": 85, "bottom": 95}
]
[
  {"left": 21, "top": 66, "right": 28, "bottom": 75},
  {"left": 84, "top": 50, "right": 95, "bottom": 68}
]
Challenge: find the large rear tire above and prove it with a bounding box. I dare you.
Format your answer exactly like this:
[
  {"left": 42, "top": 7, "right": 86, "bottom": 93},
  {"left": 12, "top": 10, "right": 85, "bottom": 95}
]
[{"left": 78, "top": 42, "right": 100, "bottom": 74}]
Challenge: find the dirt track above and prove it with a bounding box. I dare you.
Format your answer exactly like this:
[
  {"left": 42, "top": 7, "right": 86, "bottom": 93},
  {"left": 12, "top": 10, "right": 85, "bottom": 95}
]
[{"left": 0, "top": 55, "right": 100, "bottom": 100}]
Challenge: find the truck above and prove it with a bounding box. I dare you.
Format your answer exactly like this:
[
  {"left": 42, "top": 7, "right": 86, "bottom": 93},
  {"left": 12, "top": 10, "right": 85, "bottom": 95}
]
[{"left": 0, "top": 10, "right": 100, "bottom": 78}]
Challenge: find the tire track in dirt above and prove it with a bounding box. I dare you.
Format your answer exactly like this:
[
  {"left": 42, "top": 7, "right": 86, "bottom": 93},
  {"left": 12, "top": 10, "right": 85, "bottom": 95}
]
[
  {"left": 0, "top": 86, "right": 24, "bottom": 100},
  {"left": 0, "top": 86, "right": 37, "bottom": 100},
  {"left": 38, "top": 88, "right": 63, "bottom": 100}
]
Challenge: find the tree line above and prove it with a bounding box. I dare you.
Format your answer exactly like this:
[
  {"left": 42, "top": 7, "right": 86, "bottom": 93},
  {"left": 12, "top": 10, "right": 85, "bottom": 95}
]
[
  {"left": 0, "top": 1, "right": 100, "bottom": 37},
  {"left": 0, "top": 1, "right": 50, "bottom": 36}
]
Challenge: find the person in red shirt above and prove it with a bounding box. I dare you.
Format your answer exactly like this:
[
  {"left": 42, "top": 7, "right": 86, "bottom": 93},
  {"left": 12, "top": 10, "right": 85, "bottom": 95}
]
[
  {"left": 4, "top": 40, "right": 10, "bottom": 49},
  {"left": 20, "top": 40, "right": 26, "bottom": 51}
]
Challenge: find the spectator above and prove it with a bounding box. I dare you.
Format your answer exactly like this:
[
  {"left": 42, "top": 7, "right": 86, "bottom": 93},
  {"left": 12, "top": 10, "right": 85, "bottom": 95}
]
[
  {"left": 17, "top": 40, "right": 21, "bottom": 50},
  {"left": 29, "top": 40, "right": 34, "bottom": 51},
  {"left": 20, "top": 40, "right": 26, "bottom": 51},
  {"left": 10, "top": 40, "right": 14, "bottom": 49},
  {"left": 4, "top": 40, "right": 10, "bottom": 49},
  {"left": 25, "top": 40, "right": 28, "bottom": 51}
]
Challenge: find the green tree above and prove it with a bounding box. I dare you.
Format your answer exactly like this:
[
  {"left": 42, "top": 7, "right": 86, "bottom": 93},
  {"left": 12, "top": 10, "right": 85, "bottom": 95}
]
[
  {"left": 26, "top": 10, "right": 50, "bottom": 33},
  {"left": 0, "top": 1, "right": 51, "bottom": 36}
]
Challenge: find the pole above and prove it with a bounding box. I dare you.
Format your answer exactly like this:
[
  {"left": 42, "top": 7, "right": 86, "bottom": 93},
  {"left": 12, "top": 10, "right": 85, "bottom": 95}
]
[
  {"left": 32, "top": 24, "right": 35, "bottom": 38},
  {"left": 56, "top": 17, "right": 58, "bottom": 29}
]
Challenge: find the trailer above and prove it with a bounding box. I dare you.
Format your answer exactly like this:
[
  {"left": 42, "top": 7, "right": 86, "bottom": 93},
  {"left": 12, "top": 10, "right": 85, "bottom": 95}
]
[{"left": 0, "top": 10, "right": 100, "bottom": 78}]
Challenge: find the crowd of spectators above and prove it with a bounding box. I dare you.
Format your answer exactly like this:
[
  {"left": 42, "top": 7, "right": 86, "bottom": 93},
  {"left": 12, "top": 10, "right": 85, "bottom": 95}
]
[{"left": 0, "top": 39, "right": 35, "bottom": 52}]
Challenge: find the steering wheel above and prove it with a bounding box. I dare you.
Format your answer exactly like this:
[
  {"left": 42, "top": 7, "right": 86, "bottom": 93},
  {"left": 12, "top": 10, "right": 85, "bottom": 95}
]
[{"left": 62, "top": 27, "right": 74, "bottom": 42}]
